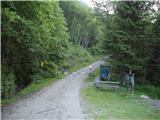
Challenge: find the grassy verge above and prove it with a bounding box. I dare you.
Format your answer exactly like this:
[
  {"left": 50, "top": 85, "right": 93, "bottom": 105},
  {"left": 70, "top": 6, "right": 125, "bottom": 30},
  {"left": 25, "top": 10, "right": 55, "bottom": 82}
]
[
  {"left": 81, "top": 68, "right": 160, "bottom": 120},
  {"left": 135, "top": 85, "right": 160, "bottom": 99},
  {"left": 1, "top": 55, "right": 102, "bottom": 106},
  {"left": 1, "top": 74, "right": 64, "bottom": 106}
]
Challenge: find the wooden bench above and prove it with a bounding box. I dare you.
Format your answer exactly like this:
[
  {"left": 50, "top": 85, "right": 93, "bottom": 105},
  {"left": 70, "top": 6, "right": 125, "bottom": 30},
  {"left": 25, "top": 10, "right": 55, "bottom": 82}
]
[{"left": 95, "top": 77, "right": 120, "bottom": 89}]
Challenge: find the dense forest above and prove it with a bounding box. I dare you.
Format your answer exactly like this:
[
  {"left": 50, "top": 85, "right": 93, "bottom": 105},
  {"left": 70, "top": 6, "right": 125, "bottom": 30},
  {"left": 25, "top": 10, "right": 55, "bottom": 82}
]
[
  {"left": 96, "top": 1, "right": 160, "bottom": 86},
  {"left": 1, "top": 0, "right": 160, "bottom": 100}
]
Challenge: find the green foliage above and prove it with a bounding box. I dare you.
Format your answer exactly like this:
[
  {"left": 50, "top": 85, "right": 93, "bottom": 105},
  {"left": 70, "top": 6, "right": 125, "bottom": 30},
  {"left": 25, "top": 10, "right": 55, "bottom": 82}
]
[
  {"left": 59, "top": 1, "right": 104, "bottom": 54},
  {"left": 1, "top": 66, "right": 16, "bottom": 99},
  {"left": 81, "top": 86, "right": 160, "bottom": 120},
  {"left": 98, "top": 1, "right": 160, "bottom": 86},
  {"left": 82, "top": 67, "right": 160, "bottom": 119},
  {"left": 146, "top": 8, "right": 160, "bottom": 86},
  {"left": 1, "top": 1, "right": 99, "bottom": 99},
  {"left": 87, "top": 68, "right": 99, "bottom": 82},
  {"left": 135, "top": 85, "right": 160, "bottom": 99},
  {"left": 107, "top": 1, "right": 152, "bottom": 71},
  {"left": 2, "top": 7, "right": 34, "bottom": 87},
  {"left": 64, "top": 44, "right": 94, "bottom": 71}
]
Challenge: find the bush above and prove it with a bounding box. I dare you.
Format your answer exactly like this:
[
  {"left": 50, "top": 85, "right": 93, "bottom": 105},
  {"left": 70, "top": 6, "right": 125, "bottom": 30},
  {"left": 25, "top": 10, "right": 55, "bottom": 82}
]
[
  {"left": 136, "top": 85, "right": 160, "bottom": 99},
  {"left": 42, "top": 61, "right": 58, "bottom": 77},
  {"left": 87, "top": 68, "right": 99, "bottom": 82},
  {"left": 31, "top": 73, "right": 42, "bottom": 84},
  {"left": 1, "top": 70, "right": 16, "bottom": 99}
]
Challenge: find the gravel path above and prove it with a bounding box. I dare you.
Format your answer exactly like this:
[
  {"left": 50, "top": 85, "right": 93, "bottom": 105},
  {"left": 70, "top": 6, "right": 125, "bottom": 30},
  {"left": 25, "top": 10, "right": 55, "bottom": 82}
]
[{"left": 2, "top": 60, "right": 104, "bottom": 120}]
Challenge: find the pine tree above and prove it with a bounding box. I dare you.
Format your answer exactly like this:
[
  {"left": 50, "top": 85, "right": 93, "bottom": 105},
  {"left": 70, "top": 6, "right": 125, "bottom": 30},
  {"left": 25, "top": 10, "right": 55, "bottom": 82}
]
[{"left": 104, "top": 1, "right": 154, "bottom": 82}]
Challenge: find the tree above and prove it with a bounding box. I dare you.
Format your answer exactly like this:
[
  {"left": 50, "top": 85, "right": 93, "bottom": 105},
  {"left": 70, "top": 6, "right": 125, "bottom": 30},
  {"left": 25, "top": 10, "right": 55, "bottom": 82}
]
[
  {"left": 59, "top": 1, "right": 104, "bottom": 51},
  {"left": 146, "top": 2, "right": 160, "bottom": 86},
  {"left": 1, "top": 1, "right": 70, "bottom": 98},
  {"left": 100, "top": 1, "right": 156, "bottom": 83}
]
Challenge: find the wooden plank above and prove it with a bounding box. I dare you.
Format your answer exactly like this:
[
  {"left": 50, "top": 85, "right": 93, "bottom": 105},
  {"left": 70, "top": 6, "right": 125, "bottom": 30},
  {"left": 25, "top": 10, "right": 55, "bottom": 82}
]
[
  {"left": 97, "top": 81, "right": 119, "bottom": 84},
  {"left": 105, "top": 85, "right": 120, "bottom": 88}
]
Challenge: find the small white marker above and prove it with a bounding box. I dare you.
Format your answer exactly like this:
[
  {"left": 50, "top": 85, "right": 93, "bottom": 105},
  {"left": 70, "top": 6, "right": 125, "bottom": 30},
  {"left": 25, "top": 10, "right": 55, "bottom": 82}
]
[{"left": 89, "top": 65, "right": 92, "bottom": 70}]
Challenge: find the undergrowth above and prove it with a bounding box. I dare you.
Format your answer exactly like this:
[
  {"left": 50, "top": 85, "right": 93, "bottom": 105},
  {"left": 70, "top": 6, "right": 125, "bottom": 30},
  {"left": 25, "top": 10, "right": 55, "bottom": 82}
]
[{"left": 1, "top": 48, "right": 102, "bottom": 106}]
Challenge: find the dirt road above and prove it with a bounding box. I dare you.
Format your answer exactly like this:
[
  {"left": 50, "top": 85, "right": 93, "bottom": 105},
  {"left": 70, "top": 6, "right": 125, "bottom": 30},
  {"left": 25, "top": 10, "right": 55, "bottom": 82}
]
[{"left": 2, "top": 60, "right": 104, "bottom": 120}]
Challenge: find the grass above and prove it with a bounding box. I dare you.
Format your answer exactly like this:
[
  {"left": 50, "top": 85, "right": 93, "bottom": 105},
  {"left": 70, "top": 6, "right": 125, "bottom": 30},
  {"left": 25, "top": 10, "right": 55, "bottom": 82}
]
[
  {"left": 1, "top": 55, "right": 103, "bottom": 106},
  {"left": 135, "top": 85, "right": 160, "bottom": 99},
  {"left": 81, "top": 86, "right": 160, "bottom": 120},
  {"left": 81, "top": 67, "right": 160, "bottom": 120}
]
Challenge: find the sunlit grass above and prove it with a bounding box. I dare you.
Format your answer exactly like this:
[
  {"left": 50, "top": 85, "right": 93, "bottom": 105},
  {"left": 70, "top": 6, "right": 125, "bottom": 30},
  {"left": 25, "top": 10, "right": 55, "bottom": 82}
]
[
  {"left": 81, "top": 85, "right": 160, "bottom": 120},
  {"left": 81, "top": 67, "right": 160, "bottom": 120}
]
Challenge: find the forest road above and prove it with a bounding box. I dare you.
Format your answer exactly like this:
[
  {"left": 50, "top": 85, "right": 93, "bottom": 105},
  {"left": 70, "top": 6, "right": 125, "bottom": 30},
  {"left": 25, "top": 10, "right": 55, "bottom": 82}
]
[{"left": 2, "top": 60, "right": 105, "bottom": 120}]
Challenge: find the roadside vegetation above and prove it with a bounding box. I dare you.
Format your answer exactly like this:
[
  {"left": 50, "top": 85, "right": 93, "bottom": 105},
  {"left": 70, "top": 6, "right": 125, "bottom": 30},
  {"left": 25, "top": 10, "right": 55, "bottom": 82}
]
[
  {"left": 95, "top": 1, "right": 160, "bottom": 86},
  {"left": 1, "top": 0, "right": 160, "bottom": 115},
  {"left": 1, "top": 1, "right": 103, "bottom": 105},
  {"left": 81, "top": 67, "right": 160, "bottom": 120},
  {"left": 2, "top": 55, "right": 101, "bottom": 106},
  {"left": 80, "top": 2, "right": 160, "bottom": 119}
]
